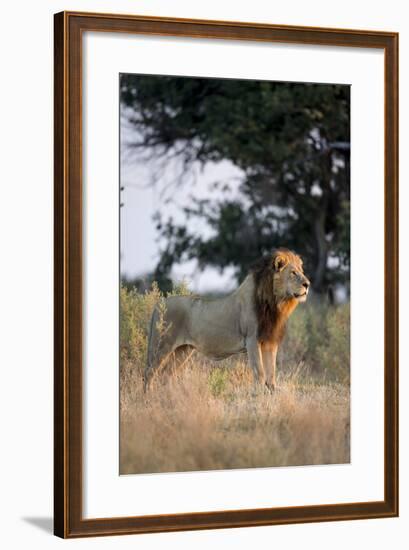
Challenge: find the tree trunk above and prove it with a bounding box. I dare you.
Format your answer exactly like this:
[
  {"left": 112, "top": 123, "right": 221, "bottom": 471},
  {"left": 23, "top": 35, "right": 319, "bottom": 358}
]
[
  {"left": 313, "top": 150, "right": 332, "bottom": 292},
  {"left": 313, "top": 208, "right": 327, "bottom": 292}
]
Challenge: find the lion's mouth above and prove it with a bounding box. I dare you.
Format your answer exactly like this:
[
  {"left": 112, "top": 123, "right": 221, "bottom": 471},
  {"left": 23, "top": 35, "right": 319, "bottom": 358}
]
[{"left": 293, "top": 291, "right": 308, "bottom": 300}]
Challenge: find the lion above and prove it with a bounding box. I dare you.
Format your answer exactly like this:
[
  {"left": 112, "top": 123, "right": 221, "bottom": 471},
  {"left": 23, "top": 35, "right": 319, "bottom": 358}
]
[{"left": 144, "top": 248, "right": 310, "bottom": 392}]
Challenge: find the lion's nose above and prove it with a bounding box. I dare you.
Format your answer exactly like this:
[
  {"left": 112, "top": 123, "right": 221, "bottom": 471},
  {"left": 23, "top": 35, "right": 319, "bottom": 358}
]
[{"left": 303, "top": 281, "right": 310, "bottom": 289}]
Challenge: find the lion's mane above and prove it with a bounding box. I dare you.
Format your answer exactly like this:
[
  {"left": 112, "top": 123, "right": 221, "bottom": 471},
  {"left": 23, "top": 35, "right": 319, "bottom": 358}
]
[{"left": 252, "top": 250, "right": 299, "bottom": 345}]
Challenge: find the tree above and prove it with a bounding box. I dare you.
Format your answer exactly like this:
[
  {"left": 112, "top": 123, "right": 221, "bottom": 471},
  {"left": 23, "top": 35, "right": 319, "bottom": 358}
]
[{"left": 121, "top": 75, "right": 350, "bottom": 292}]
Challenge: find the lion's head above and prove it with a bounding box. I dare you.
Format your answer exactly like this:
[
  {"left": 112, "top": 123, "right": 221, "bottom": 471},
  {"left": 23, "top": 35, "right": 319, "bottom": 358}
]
[
  {"left": 252, "top": 248, "right": 310, "bottom": 343},
  {"left": 271, "top": 249, "right": 310, "bottom": 303},
  {"left": 253, "top": 248, "right": 310, "bottom": 304}
]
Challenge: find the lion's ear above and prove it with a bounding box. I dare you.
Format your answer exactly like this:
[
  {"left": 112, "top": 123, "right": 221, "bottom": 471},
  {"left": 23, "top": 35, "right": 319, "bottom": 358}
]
[{"left": 273, "top": 254, "right": 288, "bottom": 272}]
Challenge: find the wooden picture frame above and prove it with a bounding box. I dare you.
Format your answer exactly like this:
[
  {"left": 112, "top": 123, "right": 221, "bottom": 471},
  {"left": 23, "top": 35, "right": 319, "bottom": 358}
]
[{"left": 54, "top": 11, "right": 398, "bottom": 538}]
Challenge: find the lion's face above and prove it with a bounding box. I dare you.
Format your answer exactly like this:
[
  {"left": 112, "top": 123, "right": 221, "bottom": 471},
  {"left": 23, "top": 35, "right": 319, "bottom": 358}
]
[{"left": 273, "top": 250, "right": 310, "bottom": 303}]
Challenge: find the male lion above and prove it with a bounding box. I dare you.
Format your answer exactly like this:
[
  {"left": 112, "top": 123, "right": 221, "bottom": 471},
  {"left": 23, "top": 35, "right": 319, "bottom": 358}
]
[{"left": 144, "top": 248, "right": 310, "bottom": 391}]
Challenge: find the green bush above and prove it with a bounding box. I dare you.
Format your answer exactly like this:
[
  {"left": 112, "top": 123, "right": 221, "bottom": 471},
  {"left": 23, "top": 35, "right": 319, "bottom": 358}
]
[
  {"left": 282, "top": 300, "right": 350, "bottom": 384},
  {"left": 315, "top": 304, "right": 350, "bottom": 384},
  {"left": 120, "top": 280, "right": 191, "bottom": 372},
  {"left": 208, "top": 368, "right": 229, "bottom": 397}
]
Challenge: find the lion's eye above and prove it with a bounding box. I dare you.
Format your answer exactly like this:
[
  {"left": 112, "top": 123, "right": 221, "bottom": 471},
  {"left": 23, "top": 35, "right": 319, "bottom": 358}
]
[{"left": 292, "top": 271, "right": 297, "bottom": 276}]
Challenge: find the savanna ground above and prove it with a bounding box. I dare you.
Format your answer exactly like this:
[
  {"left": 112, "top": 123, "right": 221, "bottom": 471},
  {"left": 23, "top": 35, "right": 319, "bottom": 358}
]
[{"left": 120, "top": 283, "right": 350, "bottom": 475}]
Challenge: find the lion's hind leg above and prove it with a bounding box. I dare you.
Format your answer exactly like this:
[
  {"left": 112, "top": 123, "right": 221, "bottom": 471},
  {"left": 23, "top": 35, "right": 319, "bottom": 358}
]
[
  {"left": 162, "top": 345, "right": 195, "bottom": 382},
  {"left": 143, "top": 307, "right": 174, "bottom": 392},
  {"left": 144, "top": 327, "right": 182, "bottom": 392},
  {"left": 144, "top": 299, "right": 191, "bottom": 391},
  {"left": 144, "top": 345, "right": 195, "bottom": 392},
  {"left": 143, "top": 344, "right": 173, "bottom": 392}
]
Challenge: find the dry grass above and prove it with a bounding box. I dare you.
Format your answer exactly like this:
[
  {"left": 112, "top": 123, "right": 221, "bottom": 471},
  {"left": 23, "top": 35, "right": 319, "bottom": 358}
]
[
  {"left": 120, "top": 283, "right": 350, "bottom": 474},
  {"left": 120, "top": 360, "right": 349, "bottom": 474}
]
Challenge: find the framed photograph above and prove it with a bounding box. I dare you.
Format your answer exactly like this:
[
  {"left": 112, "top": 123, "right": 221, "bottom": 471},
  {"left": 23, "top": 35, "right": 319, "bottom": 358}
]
[{"left": 54, "top": 11, "right": 398, "bottom": 538}]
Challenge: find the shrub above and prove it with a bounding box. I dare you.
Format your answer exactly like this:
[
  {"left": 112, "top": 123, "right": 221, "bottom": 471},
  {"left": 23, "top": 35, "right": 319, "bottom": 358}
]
[
  {"left": 315, "top": 304, "right": 350, "bottom": 384},
  {"left": 208, "top": 367, "right": 229, "bottom": 397},
  {"left": 120, "top": 279, "right": 192, "bottom": 368},
  {"left": 282, "top": 300, "right": 350, "bottom": 384},
  {"left": 120, "top": 281, "right": 161, "bottom": 369}
]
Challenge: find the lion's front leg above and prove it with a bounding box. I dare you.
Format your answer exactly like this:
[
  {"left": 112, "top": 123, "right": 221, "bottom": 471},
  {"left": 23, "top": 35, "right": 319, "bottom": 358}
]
[
  {"left": 261, "top": 343, "right": 278, "bottom": 392},
  {"left": 246, "top": 336, "right": 265, "bottom": 388}
]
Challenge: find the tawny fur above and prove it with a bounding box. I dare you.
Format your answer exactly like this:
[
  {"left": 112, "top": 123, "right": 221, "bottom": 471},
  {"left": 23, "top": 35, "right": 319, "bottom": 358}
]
[{"left": 144, "top": 248, "right": 310, "bottom": 391}]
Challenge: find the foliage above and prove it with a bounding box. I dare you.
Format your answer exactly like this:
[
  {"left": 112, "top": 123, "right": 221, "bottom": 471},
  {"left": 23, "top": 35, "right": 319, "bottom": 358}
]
[
  {"left": 208, "top": 367, "right": 229, "bottom": 397},
  {"left": 282, "top": 300, "right": 350, "bottom": 384},
  {"left": 120, "top": 280, "right": 191, "bottom": 369},
  {"left": 121, "top": 76, "right": 350, "bottom": 292}
]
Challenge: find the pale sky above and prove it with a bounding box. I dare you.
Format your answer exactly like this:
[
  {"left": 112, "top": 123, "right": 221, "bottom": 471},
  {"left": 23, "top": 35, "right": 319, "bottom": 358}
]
[{"left": 120, "top": 132, "right": 245, "bottom": 293}]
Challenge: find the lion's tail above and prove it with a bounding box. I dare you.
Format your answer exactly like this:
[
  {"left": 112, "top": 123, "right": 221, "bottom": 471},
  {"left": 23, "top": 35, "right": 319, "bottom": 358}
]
[
  {"left": 143, "top": 307, "right": 158, "bottom": 392},
  {"left": 146, "top": 306, "right": 158, "bottom": 370}
]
